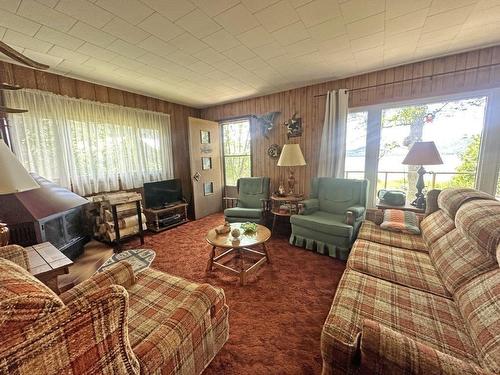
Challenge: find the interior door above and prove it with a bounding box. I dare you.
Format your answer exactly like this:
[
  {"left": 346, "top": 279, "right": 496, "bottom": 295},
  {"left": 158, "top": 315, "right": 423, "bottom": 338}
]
[{"left": 188, "top": 117, "right": 223, "bottom": 219}]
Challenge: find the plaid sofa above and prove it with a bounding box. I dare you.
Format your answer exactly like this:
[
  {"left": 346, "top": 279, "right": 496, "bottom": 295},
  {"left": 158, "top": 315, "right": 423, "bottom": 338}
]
[
  {"left": 321, "top": 188, "right": 500, "bottom": 375},
  {"left": 0, "top": 245, "right": 229, "bottom": 375}
]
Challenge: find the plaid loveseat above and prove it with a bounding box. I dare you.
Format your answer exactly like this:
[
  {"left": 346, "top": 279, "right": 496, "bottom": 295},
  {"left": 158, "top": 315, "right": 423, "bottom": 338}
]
[
  {"left": 0, "top": 245, "right": 229, "bottom": 375},
  {"left": 321, "top": 188, "right": 500, "bottom": 375}
]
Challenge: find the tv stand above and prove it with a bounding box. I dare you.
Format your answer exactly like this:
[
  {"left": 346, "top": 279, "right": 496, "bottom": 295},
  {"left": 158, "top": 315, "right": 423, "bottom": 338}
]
[{"left": 144, "top": 202, "right": 188, "bottom": 232}]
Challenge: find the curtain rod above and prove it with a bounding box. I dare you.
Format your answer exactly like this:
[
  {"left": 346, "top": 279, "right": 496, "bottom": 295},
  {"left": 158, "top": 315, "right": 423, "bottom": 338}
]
[{"left": 313, "top": 62, "right": 500, "bottom": 98}]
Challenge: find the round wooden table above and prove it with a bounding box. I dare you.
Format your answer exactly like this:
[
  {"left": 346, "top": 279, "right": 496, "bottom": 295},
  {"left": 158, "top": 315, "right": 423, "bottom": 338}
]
[{"left": 206, "top": 223, "right": 271, "bottom": 285}]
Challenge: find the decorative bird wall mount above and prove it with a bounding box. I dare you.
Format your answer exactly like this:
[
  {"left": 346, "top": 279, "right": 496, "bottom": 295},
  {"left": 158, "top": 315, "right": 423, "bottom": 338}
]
[{"left": 252, "top": 111, "right": 280, "bottom": 139}]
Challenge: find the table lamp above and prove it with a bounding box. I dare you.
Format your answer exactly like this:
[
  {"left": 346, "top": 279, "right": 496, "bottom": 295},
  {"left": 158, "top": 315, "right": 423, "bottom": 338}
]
[
  {"left": 402, "top": 141, "right": 443, "bottom": 209},
  {"left": 277, "top": 143, "right": 306, "bottom": 196},
  {"left": 0, "top": 141, "right": 39, "bottom": 245}
]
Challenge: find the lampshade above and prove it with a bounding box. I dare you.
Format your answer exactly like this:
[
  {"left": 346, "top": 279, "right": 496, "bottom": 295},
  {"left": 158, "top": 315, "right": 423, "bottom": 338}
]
[
  {"left": 277, "top": 143, "right": 306, "bottom": 167},
  {"left": 402, "top": 141, "right": 443, "bottom": 166},
  {"left": 0, "top": 141, "right": 39, "bottom": 194}
]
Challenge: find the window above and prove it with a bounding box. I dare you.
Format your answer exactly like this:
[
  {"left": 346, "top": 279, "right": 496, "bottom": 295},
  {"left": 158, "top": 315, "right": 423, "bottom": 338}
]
[
  {"left": 377, "top": 97, "right": 487, "bottom": 197},
  {"left": 5, "top": 89, "right": 174, "bottom": 196},
  {"left": 221, "top": 118, "right": 251, "bottom": 186},
  {"left": 345, "top": 111, "right": 368, "bottom": 179}
]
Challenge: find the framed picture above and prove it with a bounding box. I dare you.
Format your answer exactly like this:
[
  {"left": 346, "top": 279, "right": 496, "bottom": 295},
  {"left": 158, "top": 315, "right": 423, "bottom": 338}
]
[
  {"left": 200, "top": 130, "right": 210, "bottom": 144},
  {"left": 203, "top": 182, "right": 214, "bottom": 196},
  {"left": 202, "top": 157, "right": 212, "bottom": 170}
]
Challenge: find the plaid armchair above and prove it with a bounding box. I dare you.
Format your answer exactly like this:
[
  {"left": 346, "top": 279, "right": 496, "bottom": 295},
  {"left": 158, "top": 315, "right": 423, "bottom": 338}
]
[{"left": 0, "top": 245, "right": 229, "bottom": 375}]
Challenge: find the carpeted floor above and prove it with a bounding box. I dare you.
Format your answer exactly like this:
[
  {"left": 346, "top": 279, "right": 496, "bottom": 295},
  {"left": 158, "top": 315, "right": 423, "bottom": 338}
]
[{"left": 125, "top": 213, "right": 346, "bottom": 375}]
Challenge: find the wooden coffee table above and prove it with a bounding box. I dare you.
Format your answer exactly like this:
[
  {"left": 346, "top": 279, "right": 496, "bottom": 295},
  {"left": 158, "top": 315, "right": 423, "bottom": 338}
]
[{"left": 206, "top": 223, "right": 271, "bottom": 285}]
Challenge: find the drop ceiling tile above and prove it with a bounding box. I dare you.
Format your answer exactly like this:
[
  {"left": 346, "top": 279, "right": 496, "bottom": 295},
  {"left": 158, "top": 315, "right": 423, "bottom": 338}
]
[
  {"left": 77, "top": 42, "right": 119, "bottom": 61},
  {"left": 137, "top": 35, "right": 178, "bottom": 58},
  {"left": 429, "top": 0, "right": 477, "bottom": 15},
  {"left": 308, "top": 17, "right": 346, "bottom": 41},
  {"left": 193, "top": 48, "right": 226, "bottom": 65},
  {"left": 253, "top": 41, "right": 287, "bottom": 59},
  {"left": 340, "top": 0, "right": 385, "bottom": 23},
  {"left": 214, "top": 4, "right": 260, "bottom": 34},
  {"left": 423, "top": 5, "right": 475, "bottom": 32},
  {"left": 255, "top": 1, "right": 300, "bottom": 32},
  {"left": 189, "top": 60, "right": 215, "bottom": 74},
  {"left": 289, "top": 0, "right": 313, "bottom": 8},
  {"left": 167, "top": 49, "right": 199, "bottom": 65},
  {"left": 4, "top": 29, "right": 52, "bottom": 53},
  {"left": 69, "top": 21, "right": 116, "bottom": 47},
  {"left": 284, "top": 37, "right": 318, "bottom": 57},
  {"left": 138, "top": 13, "right": 184, "bottom": 42},
  {"left": 384, "top": 30, "right": 420, "bottom": 49},
  {"left": 463, "top": 4, "right": 500, "bottom": 27},
  {"left": 418, "top": 26, "right": 461, "bottom": 47},
  {"left": 350, "top": 31, "right": 384, "bottom": 51},
  {"left": 223, "top": 44, "right": 257, "bottom": 62},
  {"left": 33, "top": 0, "right": 58, "bottom": 7},
  {"left": 95, "top": 0, "right": 154, "bottom": 24},
  {"left": 240, "top": 0, "right": 280, "bottom": 13},
  {"left": 48, "top": 45, "right": 89, "bottom": 63},
  {"left": 36, "top": 26, "right": 84, "bottom": 50},
  {"left": 346, "top": 13, "right": 384, "bottom": 39},
  {"left": 176, "top": 9, "right": 222, "bottom": 38},
  {"left": 136, "top": 52, "right": 171, "bottom": 69},
  {"left": 272, "top": 21, "right": 310, "bottom": 45},
  {"left": 83, "top": 57, "right": 119, "bottom": 71},
  {"left": 18, "top": 0, "right": 76, "bottom": 31},
  {"left": 0, "top": 0, "right": 20, "bottom": 12},
  {"left": 55, "top": 0, "right": 113, "bottom": 28},
  {"left": 111, "top": 55, "right": 147, "bottom": 70},
  {"left": 108, "top": 39, "right": 146, "bottom": 59},
  {"left": 202, "top": 29, "right": 240, "bottom": 52},
  {"left": 140, "top": 0, "right": 195, "bottom": 21},
  {"left": 385, "top": 8, "right": 427, "bottom": 35},
  {"left": 385, "top": 0, "right": 431, "bottom": 19},
  {"left": 191, "top": 0, "right": 239, "bottom": 17},
  {"left": 0, "top": 26, "right": 5, "bottom": 39},
  {"left": 0, "top": 9, "right": 39, "bottom": 36},
  {"left": 239, "top": 56, "right": 270, "bottom": 70},
  {"left": 102, "top": 17, "right": 149, "bottom": 44},
  {"left": 216, "top": 57, "right": 245, "bottom": 72},
  {"left": 169, "top": 32, "right": 208, "bottom": 54},
  {"left": 23, "top": 49, "right": 63, "bottom": 66},
  {"left": 296, "top": 0, "right": 341, "bottom": 27},
  {"left": 237, "top": 26, "right": 273, "bottom": 48}
]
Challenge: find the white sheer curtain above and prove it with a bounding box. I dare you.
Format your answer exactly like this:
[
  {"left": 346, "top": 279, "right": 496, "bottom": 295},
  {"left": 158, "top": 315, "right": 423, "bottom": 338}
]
[
  {"left": 5, "top": 89, "right": 174, "bottom": 196},
  {"left": 317, "top": 89, "right": 349, "bottom": 178}
]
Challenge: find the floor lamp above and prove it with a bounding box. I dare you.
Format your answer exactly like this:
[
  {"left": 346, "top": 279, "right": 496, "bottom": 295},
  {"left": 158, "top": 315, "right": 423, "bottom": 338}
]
[
  {"left": 0, "top": 141, "right": 39, "bottom": 245},
  {"left": 402, "top": 141, "right": 443, "bottom": 209}
]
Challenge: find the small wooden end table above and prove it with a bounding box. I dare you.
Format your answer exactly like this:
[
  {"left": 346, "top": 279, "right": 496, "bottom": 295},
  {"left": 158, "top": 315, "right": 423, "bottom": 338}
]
[
  {"left": 206, "top": 223, "right": 271, "bottom": 285},
  {"left": 376, "top": 201, "right": 425, "bottom": 214},
  {"left": 270, "top": 194, "right": 303, "bottom": 233},
  {"left": 26, "top": 242, "right": 73, "bottom": 294}
]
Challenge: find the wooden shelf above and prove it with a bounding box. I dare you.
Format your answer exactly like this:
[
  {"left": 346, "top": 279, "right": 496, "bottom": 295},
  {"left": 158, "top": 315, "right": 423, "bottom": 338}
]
[{"left": 144, "top": 202, "right": 188, "bottom": 233}]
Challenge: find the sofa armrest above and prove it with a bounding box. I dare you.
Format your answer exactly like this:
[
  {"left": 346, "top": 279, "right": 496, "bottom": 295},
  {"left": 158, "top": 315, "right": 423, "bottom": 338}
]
[
  {"left": 365, "top": 208, "right": 384, "bottom": 225},
  {"left": 0, "top": 285, "right": 140, "bottom": 375},
  {"left": 345, "top": 206, "right": 366, "bottom": 225},
  {"left": 0, "top": 245, "right": 29, "bottom": 270},
  {"left": 223, "top": 197, "right": 239, "bottom": 208},
  {"left": 133, "top": 283, "right": 226, "bottom": 373},
  {"left": 300, "top": 198, "right": 319, "bottom": 215},
  {"left": 359, "top": 320, "right": 491, "bottom": 375},
  {"left": 60, "top": 261, "right": 136, "bottom": 304}
]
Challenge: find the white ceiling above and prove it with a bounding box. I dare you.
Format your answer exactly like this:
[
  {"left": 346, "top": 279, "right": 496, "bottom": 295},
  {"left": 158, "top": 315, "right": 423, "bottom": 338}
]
[{"left": 0, "top": 0, "right": 499, "bottom": 108}]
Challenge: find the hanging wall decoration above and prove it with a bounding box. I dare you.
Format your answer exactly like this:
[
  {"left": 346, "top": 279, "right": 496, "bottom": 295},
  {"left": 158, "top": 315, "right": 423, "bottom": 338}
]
[
  {"left": 252, "top": 111, "right": 280, "bottom": 138},
  {"left": 284, "top": 112, "right": 302, "bottom": 138},
  {"left": 267, "top": 144, "right": 281, "bottom": 159}
]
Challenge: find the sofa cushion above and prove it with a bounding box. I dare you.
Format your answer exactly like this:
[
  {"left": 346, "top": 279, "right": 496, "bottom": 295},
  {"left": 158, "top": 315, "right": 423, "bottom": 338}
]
[
  {"left": 357, "top": 220, "right": 427, "bottom": 252},
  {"left": 0, "top": 258, "right": 63, "bottom": 334},
  {"left": 455, "top": 199, "right": 500, "bottom": 259},
  {"left": 380, "top": 209, "right": 420, "bottom": 235},
  {"left": 420, "top": 209, "right": 455, "bottom": 248},
  {"left": 348, "top": 240, "right": 450, "bottom": 298},
  {"left": 291, "top": 211, "right": 353, "bottom": 238},
  {"left": 437, "top": 188, "right": 493, "bottom": 219},
  {"left": 455, "top": 269, "right": 500, "bottom": 374},
  {"left": 321, "top": 269, "right": 476, "bottom": 373},
  {"left": 224, "top": 207, "right": 262, "bottom": 219},
  {"left": 429, "top": 228, "right": 498, "bottom": 295}
]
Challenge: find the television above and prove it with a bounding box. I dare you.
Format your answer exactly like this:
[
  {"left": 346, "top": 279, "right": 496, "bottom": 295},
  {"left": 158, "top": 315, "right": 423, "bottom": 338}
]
[{"left": 144, "top": 179, "right": 183, "bottom": 209}]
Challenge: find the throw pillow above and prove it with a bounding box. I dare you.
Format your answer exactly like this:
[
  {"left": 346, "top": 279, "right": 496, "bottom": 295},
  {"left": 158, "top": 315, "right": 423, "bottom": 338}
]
[{"left": 380, "top": 209, "right": 421, "bottom": 235}]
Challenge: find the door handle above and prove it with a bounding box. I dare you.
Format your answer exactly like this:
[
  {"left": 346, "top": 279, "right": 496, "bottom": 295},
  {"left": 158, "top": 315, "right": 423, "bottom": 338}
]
[{"left": 193, "top": 172, "right": 201, "bottom": 181}]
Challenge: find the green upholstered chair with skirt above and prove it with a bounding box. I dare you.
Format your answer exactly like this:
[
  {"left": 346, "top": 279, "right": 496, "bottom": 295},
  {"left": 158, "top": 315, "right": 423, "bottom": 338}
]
[
  {"left": 224, "top": 177, "right": 270, "bottom": 224},
  {"left": 290, "top": 178, "right": 368, "bottom": 260}
]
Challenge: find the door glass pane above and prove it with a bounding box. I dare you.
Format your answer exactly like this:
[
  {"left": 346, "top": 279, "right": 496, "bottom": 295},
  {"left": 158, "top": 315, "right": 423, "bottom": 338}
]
[
  {"left": 345, "top": 111, "right": 368, "bottom": 179},
  {"left": 378, "top": 97, "right": 487, "bottom": 199}
]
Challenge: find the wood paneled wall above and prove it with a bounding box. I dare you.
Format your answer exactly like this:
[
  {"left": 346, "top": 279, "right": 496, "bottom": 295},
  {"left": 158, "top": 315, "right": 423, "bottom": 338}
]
[
  {"left": 201, "top": 45, "right": 500, "bottom": 197},
  {"left": 0, "top": 61, "right": 200, "bottom": 201}
]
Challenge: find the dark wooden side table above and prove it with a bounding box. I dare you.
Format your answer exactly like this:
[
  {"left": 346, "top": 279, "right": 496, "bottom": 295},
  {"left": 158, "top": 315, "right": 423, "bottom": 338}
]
[
  {"left": 26, "top": 242, "right": 73, "bottom": 294},
  {"left": 376, "top": 201, "right": 425, "bottom": 214},
  {"left": 270, "top": 194, "right": 304, "bottom": 233}
]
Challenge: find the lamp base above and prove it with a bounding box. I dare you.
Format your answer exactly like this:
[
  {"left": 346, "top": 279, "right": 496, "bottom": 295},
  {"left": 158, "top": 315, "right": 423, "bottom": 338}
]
[
  {"left": 288, "top": 168, "right": 296, "bottom": 195},
  {"left": 410, "top": 165, "right": 426, "bottom": 210},
  {"left": 0, "top": 223, "right": 9, "bottom": 246}
]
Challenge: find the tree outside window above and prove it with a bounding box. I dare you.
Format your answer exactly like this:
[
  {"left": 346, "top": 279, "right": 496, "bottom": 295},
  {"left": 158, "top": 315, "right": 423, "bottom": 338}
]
[{"left": 222, "top": 119, "right": 251, "bottom": 186}]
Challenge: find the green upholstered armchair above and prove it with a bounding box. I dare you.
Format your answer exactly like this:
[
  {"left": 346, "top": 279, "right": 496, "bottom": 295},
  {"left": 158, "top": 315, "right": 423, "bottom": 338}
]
[
  {"left": 224, "top": 177, "right": 270, "bottom": 224},
  {"left": 290, "top": 178, "right": 369, "bottom": 260}
]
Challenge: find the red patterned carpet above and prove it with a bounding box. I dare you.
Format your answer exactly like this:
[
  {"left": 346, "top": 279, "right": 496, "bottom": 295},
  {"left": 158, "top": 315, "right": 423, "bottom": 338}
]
[{"left": 126, "top": 213, "right": 345, "bottom": 375}]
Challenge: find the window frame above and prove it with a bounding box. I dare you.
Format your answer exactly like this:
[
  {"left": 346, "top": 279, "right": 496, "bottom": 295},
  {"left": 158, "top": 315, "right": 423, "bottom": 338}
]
[
  {"left": 220, "top": 117, "right": 253, "bottom": 187},
  {"left": 346, "top": 88, "right": 500, "bottom": 207}
]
